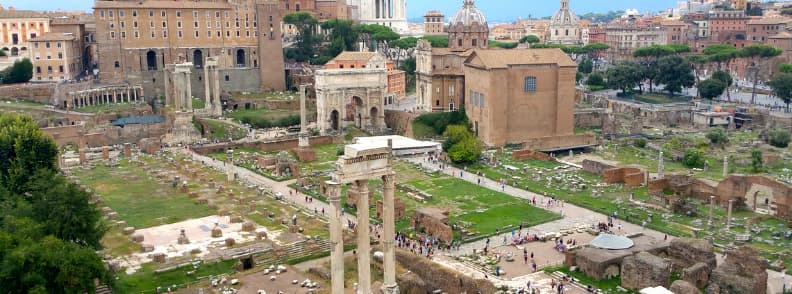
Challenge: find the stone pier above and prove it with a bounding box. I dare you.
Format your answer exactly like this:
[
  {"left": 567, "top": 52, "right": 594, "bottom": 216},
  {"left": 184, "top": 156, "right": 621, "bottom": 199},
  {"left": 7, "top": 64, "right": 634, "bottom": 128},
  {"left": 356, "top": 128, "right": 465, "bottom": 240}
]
[
  {"left": 226, "top": 150, "right": 234, "bottom": 181},
  {"left": 658, "top": 151, "right": 664, "bottom": 179},
  {"left": 355, "top": 179, "right": 372, "bottom": 294},
  {"left": 723, "top": 156, "right": 729, "bottom": 178},
  {"left": 326, "top": 181, "right": 345, "bottom": 294},
  {"left": 708, "top": 196, "right": 715, "bottom": 229},
  {"left": 727, "top": 199, "right": 734, "bottom": 230},
  {"left": 295, "top": 85, "right": 316, "bottom": 161}
]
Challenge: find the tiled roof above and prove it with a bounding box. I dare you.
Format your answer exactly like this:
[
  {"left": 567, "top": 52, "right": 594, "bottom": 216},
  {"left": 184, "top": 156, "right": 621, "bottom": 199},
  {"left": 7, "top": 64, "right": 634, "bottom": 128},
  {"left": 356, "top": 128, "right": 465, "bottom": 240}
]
[
  {"left": 0, "top": 9, "right": 48, "bottom": 19},
  {"left": 30, "top": 32, "right": 76, "bottom": 41},
  {"left": 330, "top": 51, "right": 377, "bottom": 62},
  {"left": 747, "top": 17, "right": 792, "bottom": 25},
  {"left": 769, "top": 31, "right": 792, "bottom": 39},
  {"left": 94, "top": 0, "right": 232, "bottom": 9},
  {"left": 465, "top": 48, "right": 576, "bottom": 69}
]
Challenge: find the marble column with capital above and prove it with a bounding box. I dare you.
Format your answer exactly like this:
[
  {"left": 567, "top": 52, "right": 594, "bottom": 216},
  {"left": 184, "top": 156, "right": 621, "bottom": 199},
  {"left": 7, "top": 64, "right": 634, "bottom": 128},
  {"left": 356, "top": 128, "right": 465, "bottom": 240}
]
[
  {"left": 381, "top": 173, "right": 399, "bottom": 293},
  {"left": 356, "top": 179, "right": 371, "bottom": 294},
  {"left": 326, "top": 181, "right": 345, "bottom": 294}
]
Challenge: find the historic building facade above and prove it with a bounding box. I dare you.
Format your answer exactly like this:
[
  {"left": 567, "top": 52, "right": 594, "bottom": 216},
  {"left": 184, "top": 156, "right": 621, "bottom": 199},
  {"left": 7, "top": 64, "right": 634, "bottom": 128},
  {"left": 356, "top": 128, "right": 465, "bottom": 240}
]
[
  {"left": 349, "top": 0, "right": 408, "bottom": 33},
  {"left": 0, "top": 7, "right": 51, "bottom": 63},
  {"left": 547, "top": 0, "right": 581, "bottom": 45},
  {"left": 93, "top": 0, "right": 286, "bottom": 103},
  {"left": 29, "top": 33, "right": 81, "bottom": 81},
  {"left": 423, "top": 10, "right": 445, "bottom": 36},
  {"left": 323, "top": 51, "right": 406, "bottom": 101}
]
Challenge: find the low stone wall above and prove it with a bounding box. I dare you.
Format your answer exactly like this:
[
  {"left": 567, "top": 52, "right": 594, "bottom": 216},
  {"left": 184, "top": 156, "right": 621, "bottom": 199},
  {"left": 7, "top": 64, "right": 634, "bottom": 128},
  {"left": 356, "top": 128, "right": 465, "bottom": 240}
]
[
  {"left": 603, "top": 167, "right": 646, "bottom": 188},
  {"left": 384, "top": 110, "right": 414, "bottom": 137},
  {"left": 192, "top": 136, "right": 343, "bottom": 155},
  {"left": 574, "top": 108, "right": 608, "bottom": 128},
  {"left": 521, "top": 133, "right": 597, "bottom": 151},
  {"left": 226, "top": 97, "right": 316, "bottom": 112},
  {"left": 512, "top": 149, "right": 555, "bottom": 161},
  {"left": 0, "top": 83, "right": 55, "bottom": 104},
  {"left": 394, "top": 248, "right": 496, "bottom": 293},
  {"left": 582, "top": 159, "right": 617, "bottom": 175}
]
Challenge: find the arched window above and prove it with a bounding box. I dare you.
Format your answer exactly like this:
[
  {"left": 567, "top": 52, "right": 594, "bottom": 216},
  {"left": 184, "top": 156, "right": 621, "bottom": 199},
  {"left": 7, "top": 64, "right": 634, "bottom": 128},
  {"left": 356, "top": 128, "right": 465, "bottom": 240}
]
[
  {"left": 565, "top": 29, "right": 569, "bottom": 36},
  {"left": 193, "top": 50, "right": 203, "bottom": 68},
  {"left": 524, "top": 76, "right": 537, "bottom": 92},
  {"left": 236, "top": 49, "right": 245, "bottom": 67},
  {"left": 146, "top": 50, "right": 157, "bottom": 70}
]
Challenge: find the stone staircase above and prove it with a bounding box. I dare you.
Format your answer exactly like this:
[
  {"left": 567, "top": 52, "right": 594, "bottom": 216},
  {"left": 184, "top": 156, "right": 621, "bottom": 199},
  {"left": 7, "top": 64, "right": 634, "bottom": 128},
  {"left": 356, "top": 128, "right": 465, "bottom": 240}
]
[
  {"left": 255, "top": 239, "right": 331, "bottom": 267},
  {"left": 96, "top": 284, "right": 113, "bottom": 294}
]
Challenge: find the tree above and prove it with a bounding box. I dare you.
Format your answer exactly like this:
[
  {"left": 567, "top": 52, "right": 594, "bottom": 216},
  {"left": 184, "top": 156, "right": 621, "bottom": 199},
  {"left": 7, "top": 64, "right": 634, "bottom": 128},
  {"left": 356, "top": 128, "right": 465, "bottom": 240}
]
[
  {"left": 519, "top": 35, "right": 540, "bottom": 47},
  {"left": 656, "top": 55, "right": 695, "bottom": 96},
  {"left": 768, "top": 72, "right": 792, "bottom": 112},
  {"left": 0, "top": 114, "right": 58, "bottom": 194},
  {"left": 768, "top": 129, "right": 791, "bottom": 148},
  {"left": 633, "top": 45, "right": 676, "bottom": 93},
  {"left": 399, "top": 57, "right": 416, "bottom": 90},
  {"left": 687, "top": 55, "right": 709, "bottom": 94},
  {"left": 739, "top": 44, "right": 782, "bottom": 104},
  {"left": 606, "top": 62, "right": 641, "bottom": 95},
  {"left": 706, "top": 127, "right": 729, "bottom": 147},
  {"left": 442, "top": 124, "right": 472, "bottom": 151},
  {"left": 321, "top": 19, "right": 359, "bottom": 57},
  {"left": 390, "top": 37, "right": 418, "bottom": 68},
  {"left": 0, "top": 49, "right": 6, "bottom": 57},
  {"left": 704, "top": 45, "right": 739, "bottom": 101},
  {"left": 578, "top": 58, "right": 593, "bottom": 74},
  {"left": 779, "top": 63, "right": 792, "bottom": 74},
  {"left": 283, "top": 12, "right": 319, "bottom": 62},
  {"left": 751, "top": 149, "right": 763, "bottom": 173},
  {"left": 448, "top": 137, "right": 482, "bottom": 164},
  {"left": 422, "top": 36, "right": 448, "bottom": 48},
  {"left": 711, "top": 70, "right": 733, "bottom": 88},
  {"left": 0, "top": 58, "right": 33, "bottom": 84},
  {"left": 699, "top": 79, "right": 726, "bottom": 101},
  {"left": 586, "top": 72, "right": 605, "bottom": 89},
  {"left": 683, "top": 148, "right": 705, "bottom": 168}
]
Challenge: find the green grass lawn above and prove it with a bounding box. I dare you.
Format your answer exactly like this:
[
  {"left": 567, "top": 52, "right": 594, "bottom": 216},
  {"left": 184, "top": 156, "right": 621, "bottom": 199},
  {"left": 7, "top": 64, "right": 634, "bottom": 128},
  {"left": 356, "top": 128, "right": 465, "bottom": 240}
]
[
  {"left": 203, "top": 120, "right": 247, "bottom": 141},
  {"left": 544, "top": 265, "right": 636, "bottom": 294},
  {"left": 72, "top": 160, "right": 215, "bottom": 228},
  {"left": 114, "top": 259, "right": 237, "bottom": 293},
  {"left": 632, "top": 93, "right": 691, "bottom": 104},
  {"left": 73, "top": 102, "right": 138, "bottom": 114}
]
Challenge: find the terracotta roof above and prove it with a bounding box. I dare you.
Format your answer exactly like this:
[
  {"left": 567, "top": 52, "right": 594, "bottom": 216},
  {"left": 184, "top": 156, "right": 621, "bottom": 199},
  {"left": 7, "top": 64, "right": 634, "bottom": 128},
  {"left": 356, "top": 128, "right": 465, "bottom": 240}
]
[
  {"left": 94, "top": 0, "right": 232, "bottom": 9},
  {"left": 769, "top": 31, "right": 792, "bottom": 39},
  {"left": 29, "top": 32, "right": 76, "bottom": 42},
  {"left": 431, "top": 47, "right": 474, "bottom": 56},
  {"left": 330, "top": 51, "right": 377, "bottom": 62},
  {"left": 465, "top": 48, "right": 576, "bottom": 69},
  {"left": 660, "top": 20, "right": 686, "bottom": 26},
  {"left": 747, "top": 17, "right": 792, "bottom": 25},
  {"left": 0, "top": 9, "right": 48, "bottom": 19}
]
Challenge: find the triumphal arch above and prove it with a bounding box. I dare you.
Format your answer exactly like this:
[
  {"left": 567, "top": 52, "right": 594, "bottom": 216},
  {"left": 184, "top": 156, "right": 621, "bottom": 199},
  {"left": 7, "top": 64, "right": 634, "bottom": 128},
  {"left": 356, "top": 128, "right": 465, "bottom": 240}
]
[
  {"left": 325, "top": 141, "right": 398, "bottom": 294},
  {"left": 315, "top": 68, "right": 387, "bottom": 134}
]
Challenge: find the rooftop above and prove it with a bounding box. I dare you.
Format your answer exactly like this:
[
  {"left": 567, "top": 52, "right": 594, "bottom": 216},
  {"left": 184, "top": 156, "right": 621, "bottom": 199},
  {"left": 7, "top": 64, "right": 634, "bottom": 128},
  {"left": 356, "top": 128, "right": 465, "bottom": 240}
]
[
  {"left": 0, "top": 9, "right": 47, "bottom": 19},
  {"left": 30, "top": 32, "right": 77, "bottom": 42},
  {"left": 94, "top": 0, "right": 232, "bottom": 9},
  {"left": 329, "top": 51, "right": 377, "bottom": 62},
  {"left": 465, "top": 48, "right": 577, "bottom": 69}
]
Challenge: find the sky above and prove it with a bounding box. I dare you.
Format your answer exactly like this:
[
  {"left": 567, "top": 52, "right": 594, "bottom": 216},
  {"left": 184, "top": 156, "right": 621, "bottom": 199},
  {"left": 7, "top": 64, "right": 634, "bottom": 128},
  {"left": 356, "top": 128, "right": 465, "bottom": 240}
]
[{"left": 2, "top": 0, "right": 680, "bottom": 23}]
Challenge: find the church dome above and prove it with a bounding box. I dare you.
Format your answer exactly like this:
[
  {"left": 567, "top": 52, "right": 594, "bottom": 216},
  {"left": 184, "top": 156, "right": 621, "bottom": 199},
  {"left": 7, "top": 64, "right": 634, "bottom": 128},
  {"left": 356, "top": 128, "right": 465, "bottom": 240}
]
[
  {"left": 449, "top": 0, "right": 487, "bottom": 27},
  {"left": 550, "top": 0, "right": 579, "bottom": 26}
]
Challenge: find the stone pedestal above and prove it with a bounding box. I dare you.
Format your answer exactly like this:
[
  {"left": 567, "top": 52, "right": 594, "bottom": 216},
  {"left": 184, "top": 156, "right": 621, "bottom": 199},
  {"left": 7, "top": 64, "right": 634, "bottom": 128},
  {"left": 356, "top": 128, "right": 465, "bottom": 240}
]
[
  {"left": 78, "top": 149, "right": 86, "bottom": 165},
  {"left": 294, "top": 146, "right": 317, "bottom": 162},
  {"left": 102, "top": 146, "right": 110, "bottom": 161},
  {"left": 124, "top": 143, "right": 132, "bottom": 157},
  {"left": 162, "top": 112, "right": 201, "bottom": 145}
]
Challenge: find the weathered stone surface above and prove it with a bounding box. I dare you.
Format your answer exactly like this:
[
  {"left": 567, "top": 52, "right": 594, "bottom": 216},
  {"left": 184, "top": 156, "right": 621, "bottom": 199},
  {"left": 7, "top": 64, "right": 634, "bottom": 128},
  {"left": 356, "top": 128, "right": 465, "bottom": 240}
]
[
  {"left": 395, "top": 248, "right": 495, "bottom": 293},
  {"left": 410, "top": 207, "right": 453, "bottom": 242},
  {"left": 151, "top": 252, "right": 166, "bottom": 263},
  {"left": 211, "top": 226, "right": 223, "bottom": 238},
  {"left": 709, "top": 246, "right": 767, "bottom": 294},
  {"left": 123, "top": 227, "right": 136, "bottom": 235},
  {"left": 107, "top": 212, "right": 118, "bottom": 220},
  {"left": 141, "top": 244, "right": 155, "bottom": 252},
  {"left": 682, "top": 262, "right": 710, "bottom": 289},
  {"left": 229, "top": 215, "right": 243, "bottom": 223},
  {"left": 225, "top": 238, "right": 236, "bottom": 246},
  {"left": 131, "top": 234, "right": 144, "bottom": 243},
  {"left": 671, "top": 280, "right": 700, "bottom": 294},
  {"left": 242, "top": 222, "right": 255, "bottom": 232},
  {"left": 621, "top": 252, "right": 670, "bottom": 290},
  {"left": 669, "top": 238, "right": 716, "bottom": 272}
]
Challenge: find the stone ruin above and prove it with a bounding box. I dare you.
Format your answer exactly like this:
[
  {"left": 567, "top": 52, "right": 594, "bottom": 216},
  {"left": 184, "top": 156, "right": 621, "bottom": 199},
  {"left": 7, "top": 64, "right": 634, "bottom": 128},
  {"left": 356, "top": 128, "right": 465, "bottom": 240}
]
[
  {"left": 376, "top": 197, "right": 406, "bottom": 220},
  {"left": 177, "top": 229, "right": 190, "bottom": 244},
  {"left": 346, "top": 184, "right": 374, "bottom": 209},
  {"left": 620, "top": 251, "right": 670, "bottom": 290},
  {"left": 511, "top": 149, "right": 556, "bottom": 161},
  {"left": 410, "top": 207, "right": 453, "bottom": 242},
  {"left": 582, "top": 159, "right": 646, "bottom": 188},
  {"left": 568, "top": 235, "right": 767, "bottom": 293},
  {"left": 275, "top": 151, "right": 300, "bottom": 178},
  {"left": 211, "top": 223, "right": 223, "bottom": 238}
]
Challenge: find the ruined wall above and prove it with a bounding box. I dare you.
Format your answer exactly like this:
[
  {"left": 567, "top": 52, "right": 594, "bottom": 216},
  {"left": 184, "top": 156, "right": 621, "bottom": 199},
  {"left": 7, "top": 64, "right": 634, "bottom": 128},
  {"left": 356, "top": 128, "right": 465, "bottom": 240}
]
[
  {"left": 521, "top": 133, "right": 597, "bottom": 151},
  {"left": 512, "top": 149, "right": 554, "bottom": 161},
  {"left": 668, "top": 238, "right": 716, "bottom": 273},
  {"left": 410, "top": 209, "right": 453, "bottom": 242},
  {"left": 42, "top": 122, "right": 169, "bottom": 147},
  {"left": 384, "top": 110, "right": 415, "bottom": 137},
  {"left": 394, "top": 249, "right": 496, "bottom": 294},
  {"left": 602, "top": 167, "right": 646, "bottom": 188},
  {"left": 708, "top": 246, "right": 767, "bottom": 294},
  {"left": 574, "top": 108, "right": 608, "bottom": 128},
  {"left": 191, "top": 136, "right": 343, "bottom": 155},
  {"left": 582, "top": 159, "right": 617, "bottom": 175},
  {"left": 226, "top": 98, "right": 316, "bottom": 112},
  {"left": 621, "top": 252, "right": 670, "bottom": 290},
  {"left": 0, "top": 83, "right": 55, "bottom": 104}
]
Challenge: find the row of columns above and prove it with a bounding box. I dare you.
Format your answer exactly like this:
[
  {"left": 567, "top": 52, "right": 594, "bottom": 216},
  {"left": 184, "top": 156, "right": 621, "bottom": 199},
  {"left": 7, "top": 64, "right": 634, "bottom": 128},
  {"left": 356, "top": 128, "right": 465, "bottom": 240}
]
[
  {"left": 326, "top": 173, "right": 398, "bottom": 294},
  {"left": 68, "top": 86, "right": 143, "bottom": 109}
]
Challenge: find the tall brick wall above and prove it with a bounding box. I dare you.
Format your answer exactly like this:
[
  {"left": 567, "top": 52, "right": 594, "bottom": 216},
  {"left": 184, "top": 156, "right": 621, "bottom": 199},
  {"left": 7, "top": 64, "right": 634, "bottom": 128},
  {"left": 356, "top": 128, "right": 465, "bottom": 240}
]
[
  {"left": 582, "top": 159, "right": 616, "bottom": 175},
  {"left": 512, "top": 149, "right": 554, "bottom": 161},
  {"left": 384, "top": 110, "right": 415, "bottom": 137},
  {"left": 0, "top": 83, "right": 55, "bottom": 104}
]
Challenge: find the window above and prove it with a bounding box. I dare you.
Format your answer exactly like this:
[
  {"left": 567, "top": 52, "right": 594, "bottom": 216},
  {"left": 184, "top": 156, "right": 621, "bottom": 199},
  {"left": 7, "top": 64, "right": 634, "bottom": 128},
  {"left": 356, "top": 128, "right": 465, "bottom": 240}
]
[
  {"left": 134, "top": 31, "right": 139, "bottom": 38},
  {"left": 193, "top": 11, "right": 198, "bottom": 18},
  {"left": 109, "top": 22, "right": 115, "bottom": 29},
  {"left": 458, "top": 39, "right": 462, "bottom": 46},
  {"left": 217, "top": 31, "right": 221, "bottom": 37},
  {"left": 177, "top": 21, "right": 182, "bottom": 28},
  {"left": 133, "top": 21, "right": 138, "bottom": 28},
  {"left": 524, "top": 76, "right": 537, "bottom": 92},
  {"left": 194, "top": 21, "right": 199, "bottom": 28},
  {"left": 163, "top": 31, "right": 168, "bottom": 38},
  {"left": 151, "top": 31, "right": 156, "bottom": 38},
  {"left": 46, "top": 54, "right": 51, "bottom": 59},
  {"left": 45, "top": 42, "right": 50, "bottom": 48},
  {"left": 36, "top": 66, "right": 41, "bottom": 73},
  {"left": 109, "top": 10, "right": 113, "bottom": 18},
  {"left": 150, "top": 21, "right": 154, "bottom": 28},
  {"left": 59, "top": 65, "right": 64, "bottom": 72},
  {"left": 208, "top": 31, "right": 212, "bottom": 38},
  {"left": 176, "top": 11, "right": 181, "bottom": 17},
  {"left": 216, "top": 11, "right": 220, "bottom": 18},
  {"left": 34, "top": 43, "right": 38, "bottom": 48},
  {"left": 194, "top": 31, "right": 199, "bottom": 38},
  {"left": 132, "top": 10, "right": 137, "bottom": 17},
  {"left": 225, "top": 75, "right": 229, "bottom": 81},
  {"left": 121, "top": 31, "right": 126, "bottom": 39},
  {"left": 162, "top": 21, "right": 167, "bottom": 28},
  {"left": 161, "top": 10, "right": 166, "bottom": 17},
  {"left": 58, "top": 52, "right": 63, "bottom": 59},
  {"left": 149, "top": 10, "right": 154, "bottom": 17},
  {"left": 100, "top": 10, "right": 105, "bottom": 18},
  {"left": 110, "top": 31, "right": 116, "bottom": 39},
  {"left": 178, "top": 31, "right": 183, "bottom": 38},
  {"left": 472, "top": 39, "right": 477, "bottom": 47},
  {"left": 119, "top": 10, "right": 125, "bottom": 17},
  {"left": 120, "top": 21, "right": 125, "bottom": 28}
]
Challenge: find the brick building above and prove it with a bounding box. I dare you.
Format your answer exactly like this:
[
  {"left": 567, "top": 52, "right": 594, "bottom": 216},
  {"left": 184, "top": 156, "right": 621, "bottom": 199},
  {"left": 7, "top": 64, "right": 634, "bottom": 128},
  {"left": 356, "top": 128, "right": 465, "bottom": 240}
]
[
  {"left": 93, "top": 0, "right": 286, "bottom": 102},
  {"left": 423, "top": 10, "right": 445, "bottom": 36},
  {"left": 29, "top": 32, "right": 81, "bottom": 81},
  {"left": 0, "top": 6, "right": 50, "bottom": 64},
  {"left": 708, "top": 10, "right": 750, "bottom": 48},
  {"left": 747, "top": 17, "right": 792, "bottom": 44},
  {"left": 606, "top": 20, "right": 666, "bottom": 62}
]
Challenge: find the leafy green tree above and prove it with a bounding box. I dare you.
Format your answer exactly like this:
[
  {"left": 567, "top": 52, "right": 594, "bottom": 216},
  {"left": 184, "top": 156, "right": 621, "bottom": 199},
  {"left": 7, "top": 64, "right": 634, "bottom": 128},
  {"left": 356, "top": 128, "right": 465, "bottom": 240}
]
[
  {"left": 782, "top": 9, "right": 792, "bottom": 16},
  {"left": 586, "top": 72, "right": 605, "bottom": 89},
  {"left": 0, "top": 58, "right": 33, "bottom": 84},
  {"left": 321, "top": 19, "right": 359, "bottom": 57},
  {"left": 489, "top": 40, "right": 518, "bottom": 49},
  {"left": 421, "top": 36, "right": 448, "bottom": 48},
  {"left": 283, "top": 12, "right": 319, "bottom": 62},
  {"left": 634, "top": 137, "right": 647, "bottom": 148},
  {"left": 683, "top": 148, "right": 705, "bottom": 168},
  {"left": 768, "top": 72, "right": 792, "bottom": 112},
  {"left": 768, "top": 129, "right": 791, "bottom": 148},
  {"left": 448, "top": 137, "right": 482, "bottom": 164},
  {"left": 0, "top": 49, "right": 6, "bottom": 57},
  {"left": 519, "top": 35, "right": 540, "bottom": 46},
  {"left": 706, "top": 127, "right": 729, "bottom": 147},
  {"left": 779, "top": 63, "right": 792, "bottom": 74},
  {"left": 711, "top": 70, "right": 733, "bottom": 88},
  {"left": 633, "top": 45, "right": 677, "bottom": 93},
  {"left": 656, "top": 55, "right": 695, "bottom": 96},
  {"left": 606, "top": 62, "right": 641, "bottom": 95},
  {"left": 739, "top": 44, "right": 782, "bottom": 104},
  {"left": 399, "top": 57, "right": 416, "bottom": 90},
  {"left": 442, "top": 124, "right": 473, "bottom": 151},
  {"left": 699, "top": 79, "right": 726, "bottom": 101},
  {"left": 751, "top": 149, "right": 763, "bottom": 173},
  {"left": 0, "top": 114, "right": 58, "bottom": 194},
  {"left": 578, "top": 58, "right": 593, "bottom": 74}
]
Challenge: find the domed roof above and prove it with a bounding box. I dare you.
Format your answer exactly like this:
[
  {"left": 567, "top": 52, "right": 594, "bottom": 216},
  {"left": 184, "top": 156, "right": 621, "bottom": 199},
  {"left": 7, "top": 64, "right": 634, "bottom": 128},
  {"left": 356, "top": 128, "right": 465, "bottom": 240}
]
[
  {"left": 550, "top": 0, "right": 579, "bottom": 26},
  {"left": 590, "top": 234, "right": 634, "bottom": 250},
  {"left": 449, "top": 0, "right": 487, "bottom": 27}
]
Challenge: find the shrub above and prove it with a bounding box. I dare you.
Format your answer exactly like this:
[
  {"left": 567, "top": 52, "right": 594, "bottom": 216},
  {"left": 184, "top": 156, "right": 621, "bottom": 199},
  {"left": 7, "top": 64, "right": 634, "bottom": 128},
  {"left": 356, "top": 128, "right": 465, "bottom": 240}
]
[
  {"left": 413, "top": 109, "right": 469, "bottom": 136},
  {"left": 706, "top": 127, "right": 729, "bottom": 146},
  {"left": 634, "top": 137, "right": 647, "bottom": 148},
  {"left": 448, "top": 137, "right": 482, "bottom": 164},
  {"left": 751, "top": 149, "right": 763, "bottom": 173},
  {"left": 768, "top": 129, "right": 791, "bottom": 148},
  {"left": 682, "top": 148, "right": 705, "bottom": 168}
]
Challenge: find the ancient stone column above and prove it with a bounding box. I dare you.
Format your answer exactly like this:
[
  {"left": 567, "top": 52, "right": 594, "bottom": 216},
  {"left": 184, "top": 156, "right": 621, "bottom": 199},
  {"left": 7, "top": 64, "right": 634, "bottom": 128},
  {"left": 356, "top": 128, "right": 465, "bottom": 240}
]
[
  {"left": 298, "top": 85, "right": 309, "bottom": 148},
  {"left": 356, "top": 179, "right": 371, "bottom": 294},
  {"left": 78, "top": 148, "right": 86, "bottom": 165},
  {"left": 727, "top": 199, "right": 734, "bottom": 230},
  {"left": 381, "top": 173, "right": 399, "bottom": 294},
  {"left": 164, "top": 69, "right": 172, "bottom": 107},
  {"left": 326, "top": 180, "right": 345, "bottom": 294},
  {"left": 658, "top": 151, "right": 664, "bottom": 178},
  {"left": 102, "top": 146, "right": 110, "bottom": 161},
  {"left": 723, "top": 156, "right": 728, "bottom": 178},
  {"left": 204, "top": 64, "right": 212, "bottom": 112},
  {"left": 708, "top": 196, "right": 714, "bottom": 229},
  {"left": 213, "top": 67, "right": 222, "bottom": 116},
  {"left": 185, "top": 72, "right": 193, "bottom": 111},
  {"left": 126, "top": 88, "right": 130, "bottom": 104},
  {"left": 226, "top": 150, "right": 234, "bottom": 181}
]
